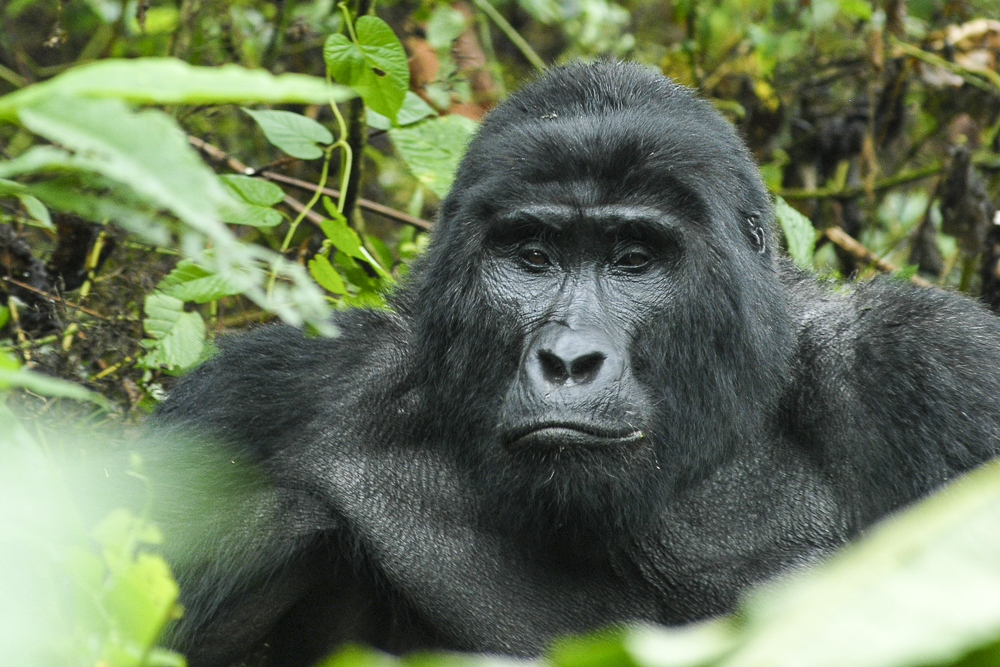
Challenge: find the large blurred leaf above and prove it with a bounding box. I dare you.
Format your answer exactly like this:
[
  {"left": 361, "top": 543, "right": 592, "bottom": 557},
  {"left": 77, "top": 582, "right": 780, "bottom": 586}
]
[
  {"left": 389, "top": 114, "right": 478, "bottom": 198},
  {"left": 0, "top": 351, "right": 107, "bottom": 405},
  {"left": 14, "top": 97, "right": 234, "bottom": 238},
  {"left": 0, "top": 57, "right": 352, "bottom": 120},
  {"left": 26, "top": 175, "right": 174, "bottom": 246},
  {"left": 720, "top": 460, "right": 1000, "bottom": 667}
]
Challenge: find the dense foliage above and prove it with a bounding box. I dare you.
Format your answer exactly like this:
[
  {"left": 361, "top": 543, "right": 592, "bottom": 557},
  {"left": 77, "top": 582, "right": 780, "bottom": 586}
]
[{"left": 1, "top": 0, "right": 1000, "bottom": 665}]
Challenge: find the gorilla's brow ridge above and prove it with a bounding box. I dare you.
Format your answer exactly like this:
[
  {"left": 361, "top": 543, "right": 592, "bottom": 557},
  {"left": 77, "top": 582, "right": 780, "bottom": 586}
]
[{"left": 496, "top": 204, "right": 680, "bottom": 235}]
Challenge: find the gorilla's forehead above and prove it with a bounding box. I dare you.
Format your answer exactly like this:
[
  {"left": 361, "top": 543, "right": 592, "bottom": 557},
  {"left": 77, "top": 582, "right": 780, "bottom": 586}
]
[{"left": 463, "top": 111, "right": 751, "bottom": 219}]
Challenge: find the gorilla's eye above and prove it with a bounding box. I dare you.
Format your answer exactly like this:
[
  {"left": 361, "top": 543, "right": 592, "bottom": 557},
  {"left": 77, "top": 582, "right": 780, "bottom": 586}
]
[
  {"left": 519, "top": 247, "right": 551, "bottom": 269},
  {"left": 613, "top": 250, "right": 651, "bottom": 270}
]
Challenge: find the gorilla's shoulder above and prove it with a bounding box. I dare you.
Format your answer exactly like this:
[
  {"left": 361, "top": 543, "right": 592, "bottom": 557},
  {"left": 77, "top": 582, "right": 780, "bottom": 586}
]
[
  {"left": 154, "top": 307, "right": 411, "bottom": 459},
  {"left": 849, "top": 279, "right": 1000, "bottom": 405},
  {"left": 795, "top": 275, "right": 1000, "bottom": 368},
  {"left": 787, "top": 275, "right": 1000, "bottom": 515}
]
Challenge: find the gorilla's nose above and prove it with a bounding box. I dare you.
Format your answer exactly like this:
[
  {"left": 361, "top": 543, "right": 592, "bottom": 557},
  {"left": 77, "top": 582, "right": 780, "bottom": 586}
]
[
  {"left": 537, "top": 348, "right": 605, "bottom": 385},
  {"left": 527, "top": 325, "right": 619, "bottom": 389}
]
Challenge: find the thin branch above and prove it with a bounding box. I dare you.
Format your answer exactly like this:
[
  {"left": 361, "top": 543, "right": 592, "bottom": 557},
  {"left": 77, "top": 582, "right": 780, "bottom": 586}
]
[
  {"left": 263, "top": 171, "right": 433, "bottom": 230},
  {"left": 1, "top": 276, "right": 109, "bottom": 317},
  {"left": 187, "top": 135, "right": 433, "bottom": 230},
  {"left": 823, "top": 227, "right": 932, "bottom": 288}
]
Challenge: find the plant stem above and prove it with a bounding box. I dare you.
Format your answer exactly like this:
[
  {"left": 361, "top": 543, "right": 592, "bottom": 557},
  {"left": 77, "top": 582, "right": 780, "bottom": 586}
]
[{"left": 469, "top": 0, "right": 545, "bottom": 72}]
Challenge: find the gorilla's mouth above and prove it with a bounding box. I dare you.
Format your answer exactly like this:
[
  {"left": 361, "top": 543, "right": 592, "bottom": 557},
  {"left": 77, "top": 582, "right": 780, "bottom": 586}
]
[{"left": 505, "top": 422, "right": 645, "bottom": 450}]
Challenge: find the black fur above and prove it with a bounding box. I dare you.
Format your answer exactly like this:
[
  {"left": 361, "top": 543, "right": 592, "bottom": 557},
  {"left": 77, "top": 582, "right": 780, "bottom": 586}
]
[{"left": 153, "top": 62, "right": 1000, "bottom": 667}]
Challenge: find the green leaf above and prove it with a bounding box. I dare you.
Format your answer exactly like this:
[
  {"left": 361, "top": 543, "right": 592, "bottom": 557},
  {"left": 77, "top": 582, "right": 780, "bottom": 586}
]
[
  {"left": 365, "top": 233, "right": 393, "bottom": 272},
  {"left": 220, "top": 175, "right": 284, "bottom": 227},
  {"left": 319, "top": 211, "right": 364, "bottom": 258},
  {"left": 0, "top": 177, "right": 26, "bottom": 195},
  {"left": 140, "top": 292, "right": 206, "bottom": 371},
  {"left": 220, "top": 174, "right": 285, "bottom": 206},
  {"left": 16, "top": 194, "right": 53, "bottom": 229},
  {"left": 319, "top": 211, "right": 391, "bottom": 279},
  {"left": 308, "top": 254, "right": 347, "bottom": 294},
  {"left": 222, "top": 202, "right": 284, "bottom": 227},
  {"left": 0, "top": 350, "right": 107, "bottom": 405},
  {"left": 837, "top": 0, "right": 872, "bottom": 19},
  {"left": 334, "top": 250, "right": 380, "bottom": 292},
  {"left": 323, "top": 16, "right": 409, "bottom": 120},
  {"left": 0, "top": 144, "right": 82, "bottom": 177},
  {"left": 366, "top": 91, "right": 436, "bottom": 130},
  {"left": 0, "top": 57, "right": 353, "bottom": 120},
  {"left": 338, "top": 289, "right": 386, "bottom": 309},
  {"left": 157, "top": 259, "right": 245, "bottom": 303},
  {"left": 549, "top": 628, "right": 632, "bottom": 667},
  {"left": 774, "top": 196, "right": 817, "bottom": 270},
  {"left": 92, "top": 508, "right": 164, "bottom": 575},
  {"left": 243, "top": 108, "right": 333, "bottom": 160},
  {"left": 101, "top": 552, "right": 180, "bottom": 651},
  {"left": 426, "top": 6, "right": 468, "bottom": 50},
  {"left": 389, "top": 114, "right": 478, "bottom": 198}
]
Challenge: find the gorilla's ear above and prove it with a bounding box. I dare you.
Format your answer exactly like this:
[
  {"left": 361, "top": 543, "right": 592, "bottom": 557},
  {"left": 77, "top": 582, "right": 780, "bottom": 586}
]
[{"left": 744, "top": 213, "right": 767, "bottom": 255}]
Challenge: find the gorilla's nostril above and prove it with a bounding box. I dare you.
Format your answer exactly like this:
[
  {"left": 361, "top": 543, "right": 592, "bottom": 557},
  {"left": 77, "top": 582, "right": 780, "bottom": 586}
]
[
  {"left": 570, "top": 353, "right": 605, "bottom": 384},
  {"left": 538, "top": 350, "right": 570, "bottom": 384}
]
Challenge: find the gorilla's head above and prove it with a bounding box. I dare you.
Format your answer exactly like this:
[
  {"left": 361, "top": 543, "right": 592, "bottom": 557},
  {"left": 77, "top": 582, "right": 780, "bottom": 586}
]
[{"left": 404, "top": 61, "right": 793, "bottom": 553}]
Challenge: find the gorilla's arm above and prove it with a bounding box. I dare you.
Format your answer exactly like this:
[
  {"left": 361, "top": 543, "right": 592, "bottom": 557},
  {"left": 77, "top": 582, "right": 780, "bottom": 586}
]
[
  {"left": 787, "top": 273, "right": 1000, "bottom": 528},
  {"left": 151, "top": 310, "right": 413, "bottom": 665}
]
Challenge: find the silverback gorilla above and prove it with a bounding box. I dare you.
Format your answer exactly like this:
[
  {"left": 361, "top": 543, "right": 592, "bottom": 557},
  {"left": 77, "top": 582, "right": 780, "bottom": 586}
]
[{"left": 155, "top": 61, "right": 1000, "bottom": 667}]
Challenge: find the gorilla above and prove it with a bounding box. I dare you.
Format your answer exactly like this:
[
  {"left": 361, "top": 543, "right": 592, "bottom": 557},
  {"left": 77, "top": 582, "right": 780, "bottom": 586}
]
[{"left": 154, "top": 61, "right": 1000, "bottom": 667}]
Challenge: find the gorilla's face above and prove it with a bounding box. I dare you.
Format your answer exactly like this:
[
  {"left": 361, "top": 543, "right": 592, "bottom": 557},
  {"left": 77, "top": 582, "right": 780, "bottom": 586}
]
[
  {"left": 484, "top": 202, "right": 683, "bottom": 452},
  {"left": 410, "top": 63, "right": 794, "bottom": 552}
]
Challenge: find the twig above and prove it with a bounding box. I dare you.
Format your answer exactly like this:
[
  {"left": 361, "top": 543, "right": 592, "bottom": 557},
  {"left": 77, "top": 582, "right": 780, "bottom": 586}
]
[
  {"left": 90, "top": 356, "right": 133, "bottom": 381},
  {"left": 1, "top": 277, "right": 107, "bottom": 317},
  {"left": 824, "top": 226, "right": 932, "bottom": 287},
  {"left": 187, "top": 135, "right": 433, "bottom": 230},
  {"left": 6, "top": 296, "right": 31, "bottom": 365},
  {"left": 263, "top": 172, "right": 433, "bottom": 230}
]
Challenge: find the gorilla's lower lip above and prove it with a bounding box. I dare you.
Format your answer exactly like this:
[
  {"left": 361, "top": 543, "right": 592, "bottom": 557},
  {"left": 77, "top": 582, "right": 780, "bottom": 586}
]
[{"left": 505, "top": 423, "right": 645, "bottom": 449}]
